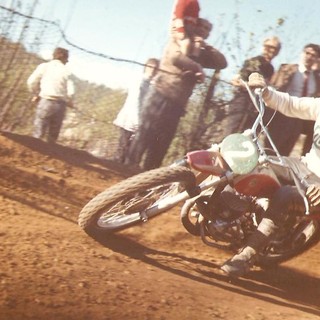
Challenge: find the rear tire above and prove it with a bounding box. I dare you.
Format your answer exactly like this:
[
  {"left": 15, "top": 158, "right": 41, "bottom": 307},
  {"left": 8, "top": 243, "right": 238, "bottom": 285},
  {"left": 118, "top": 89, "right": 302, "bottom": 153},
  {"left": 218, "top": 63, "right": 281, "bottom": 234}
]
[
  {"left": 256, "top": 220, "right": 320, "bottom": 267},
  {"left": 78, "top": 166, "right": 196, "bottom": 240}
]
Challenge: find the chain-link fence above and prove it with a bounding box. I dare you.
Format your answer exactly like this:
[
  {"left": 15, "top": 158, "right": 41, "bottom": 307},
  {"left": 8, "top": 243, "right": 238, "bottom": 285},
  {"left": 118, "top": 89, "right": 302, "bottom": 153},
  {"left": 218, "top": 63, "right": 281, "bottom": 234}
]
[{"left": 0, "top": 5, "right": 232, "bottom": 164}]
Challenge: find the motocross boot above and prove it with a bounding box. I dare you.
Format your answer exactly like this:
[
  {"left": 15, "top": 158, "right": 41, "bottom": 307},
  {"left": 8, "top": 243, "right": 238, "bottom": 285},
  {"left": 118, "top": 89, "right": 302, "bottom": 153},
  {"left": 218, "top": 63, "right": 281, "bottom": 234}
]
[{"left": 221, "top": 218, "right": 277, "bottom": 277}]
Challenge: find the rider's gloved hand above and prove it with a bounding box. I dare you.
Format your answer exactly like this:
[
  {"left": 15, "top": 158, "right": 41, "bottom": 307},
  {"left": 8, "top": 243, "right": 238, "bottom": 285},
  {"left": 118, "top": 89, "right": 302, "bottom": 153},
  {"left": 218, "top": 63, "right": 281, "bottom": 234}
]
[
  {"left": 306, "top": 184, "right": 320, "bottom": 207},
  {"left": 248, "top": 72, "right": 267, "bottom": 89}
]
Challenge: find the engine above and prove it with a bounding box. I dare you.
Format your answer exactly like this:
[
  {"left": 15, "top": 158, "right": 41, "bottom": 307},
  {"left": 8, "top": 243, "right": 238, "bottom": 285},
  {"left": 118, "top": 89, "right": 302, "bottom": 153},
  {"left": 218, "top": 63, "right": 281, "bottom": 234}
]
[{"left": 181, "top": 189, "right": 267, "bottom": 249}]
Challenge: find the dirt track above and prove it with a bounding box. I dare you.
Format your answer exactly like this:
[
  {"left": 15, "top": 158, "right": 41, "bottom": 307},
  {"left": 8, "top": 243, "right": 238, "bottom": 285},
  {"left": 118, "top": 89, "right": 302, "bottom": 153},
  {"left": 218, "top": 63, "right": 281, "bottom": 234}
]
[{"left": 0, "top": 131, "right": 319, "bottom": 320}]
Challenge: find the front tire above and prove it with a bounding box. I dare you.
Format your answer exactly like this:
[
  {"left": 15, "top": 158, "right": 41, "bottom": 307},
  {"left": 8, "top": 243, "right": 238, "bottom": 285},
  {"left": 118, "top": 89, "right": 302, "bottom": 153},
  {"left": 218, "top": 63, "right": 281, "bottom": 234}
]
[{"left": 78, "top": 166, "right": 196, "bottom": 240}]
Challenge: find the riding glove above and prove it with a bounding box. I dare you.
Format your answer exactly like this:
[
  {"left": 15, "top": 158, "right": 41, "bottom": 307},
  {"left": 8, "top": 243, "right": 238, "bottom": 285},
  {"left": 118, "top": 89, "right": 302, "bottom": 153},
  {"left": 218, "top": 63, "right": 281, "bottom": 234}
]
[{"left": 306, "top": 184, "right": 320, "bottom": 207}]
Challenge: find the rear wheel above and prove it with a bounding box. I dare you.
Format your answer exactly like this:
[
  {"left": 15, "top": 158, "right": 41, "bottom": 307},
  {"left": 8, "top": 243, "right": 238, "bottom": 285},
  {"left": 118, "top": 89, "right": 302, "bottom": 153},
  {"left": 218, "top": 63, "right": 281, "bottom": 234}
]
[
  {"left": 256, "top": 219, "right": 320, "bottom": 267},
  {"left": 78, "top": 166, "right": 196, "bottom": 240}
]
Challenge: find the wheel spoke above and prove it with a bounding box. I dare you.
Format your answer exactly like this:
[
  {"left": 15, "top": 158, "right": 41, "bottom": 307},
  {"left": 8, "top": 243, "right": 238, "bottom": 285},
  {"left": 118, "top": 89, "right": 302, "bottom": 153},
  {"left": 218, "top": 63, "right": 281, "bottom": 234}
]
[
  {"left": 96, "top": 182, "right": 179, "bottom": 228},
  {"left": 78, "top": 166, "right": 196, "bottom": 237}
]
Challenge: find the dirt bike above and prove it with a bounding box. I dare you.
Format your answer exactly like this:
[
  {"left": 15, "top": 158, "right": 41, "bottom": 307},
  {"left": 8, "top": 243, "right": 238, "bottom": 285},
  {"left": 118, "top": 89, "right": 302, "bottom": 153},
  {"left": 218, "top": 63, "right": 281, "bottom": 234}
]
[{"left": 78, "top": 83, "right": 320, "bottom": 268}]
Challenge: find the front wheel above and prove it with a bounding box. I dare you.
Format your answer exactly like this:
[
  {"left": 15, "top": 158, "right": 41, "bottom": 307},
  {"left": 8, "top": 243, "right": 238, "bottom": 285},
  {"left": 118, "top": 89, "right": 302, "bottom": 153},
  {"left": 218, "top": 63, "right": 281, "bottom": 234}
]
[{"left": 78, "top": 166, "right": 196, "bottom": 240}]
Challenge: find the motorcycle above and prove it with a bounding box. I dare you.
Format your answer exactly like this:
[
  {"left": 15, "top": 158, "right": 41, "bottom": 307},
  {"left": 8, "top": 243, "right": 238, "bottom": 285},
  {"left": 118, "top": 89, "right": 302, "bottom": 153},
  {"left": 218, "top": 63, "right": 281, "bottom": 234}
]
[{"left": 78, "top": 83, "right": 320, "bottom": 268}]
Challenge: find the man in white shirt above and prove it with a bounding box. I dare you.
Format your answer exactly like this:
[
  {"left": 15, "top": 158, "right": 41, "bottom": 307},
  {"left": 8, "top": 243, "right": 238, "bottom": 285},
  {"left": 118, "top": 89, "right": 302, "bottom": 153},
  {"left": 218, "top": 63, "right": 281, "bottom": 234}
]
[
  {"left": 27, "top": 47, "right": 75, "bottom": 143},
  {"left": 113, "top": 58, "right": 159, "bottom": 163},
  {"left": 221, "top": 72, "right": 320, "bottom": 278}
]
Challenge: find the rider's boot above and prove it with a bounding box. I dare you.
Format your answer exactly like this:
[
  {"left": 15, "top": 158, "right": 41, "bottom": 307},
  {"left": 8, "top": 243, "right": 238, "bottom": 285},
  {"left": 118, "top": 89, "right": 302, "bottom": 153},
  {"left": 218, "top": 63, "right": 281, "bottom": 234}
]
[{"left": 221, "top": 218, "right": 277, "bottom": 277}]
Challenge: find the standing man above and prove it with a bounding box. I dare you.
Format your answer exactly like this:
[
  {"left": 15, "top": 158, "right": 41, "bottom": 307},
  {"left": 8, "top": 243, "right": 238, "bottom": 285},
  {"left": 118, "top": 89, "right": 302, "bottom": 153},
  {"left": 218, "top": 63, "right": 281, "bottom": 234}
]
[
  {"left": 126, "top": 18, "right": 227, "bottom": 171},
  {"left": 113, "top": 58, "right": 159, "bottom": 163},
  {"left": 27, "top": 47, "right": 75, "bottom": 143},
  {"left": 265, "top": 43, "right": 320, "bottom": 156},
  {"left": 225, "top": 36, "right": 281, "bottom": 135}
]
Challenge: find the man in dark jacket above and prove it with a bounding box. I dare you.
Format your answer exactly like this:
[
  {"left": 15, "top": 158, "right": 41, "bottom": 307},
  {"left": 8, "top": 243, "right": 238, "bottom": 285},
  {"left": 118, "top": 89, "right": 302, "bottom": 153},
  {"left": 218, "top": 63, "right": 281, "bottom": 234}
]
[
  {"left": 126, "top": 18, "right": 227, "bottom": 171},
  {"left": 265, "top": 43, "right": 320, "bottom": 156},
  {"left": 224, "top": 36, "right": 281, "bottom": 135}
]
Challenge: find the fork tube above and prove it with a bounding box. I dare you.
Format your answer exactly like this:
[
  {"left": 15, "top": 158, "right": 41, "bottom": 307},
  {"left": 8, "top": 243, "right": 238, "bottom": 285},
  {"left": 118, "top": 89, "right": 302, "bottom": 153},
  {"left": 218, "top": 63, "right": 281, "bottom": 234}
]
[{"left": 144, "top": 176, "right": 228, "bottom": 219}]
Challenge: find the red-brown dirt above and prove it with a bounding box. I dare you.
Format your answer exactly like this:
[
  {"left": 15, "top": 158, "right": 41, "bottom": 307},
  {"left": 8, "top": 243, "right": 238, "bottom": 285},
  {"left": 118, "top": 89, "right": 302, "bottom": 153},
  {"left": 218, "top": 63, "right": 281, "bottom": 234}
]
[{"left": 0, "top": 131, "right": 319, "bottom": 320}]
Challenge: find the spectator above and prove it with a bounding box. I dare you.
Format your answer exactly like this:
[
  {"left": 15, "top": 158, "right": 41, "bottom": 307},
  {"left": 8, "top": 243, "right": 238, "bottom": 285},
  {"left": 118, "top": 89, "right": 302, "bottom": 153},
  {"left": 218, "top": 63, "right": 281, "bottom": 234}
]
[
  {"left": 126, "top": 18, "right": 227, "bottom": 171},
  {"left": 265, "top": 43, "right": 320, "bottom": 156},
  {"left": 225, "top": 36, "right": 281, "bottom": 135},
  {"left": 113, "top": 58, "right": 159, "bottom": 163},
  {"left": 171, "top": 0, "right": 201, "bottom": 59},
  {"left": 27, "top": 47, "right": 75, "bottom": 143},
  {"left": 312, "top": 52, "right": 320, "bottom": 73}
]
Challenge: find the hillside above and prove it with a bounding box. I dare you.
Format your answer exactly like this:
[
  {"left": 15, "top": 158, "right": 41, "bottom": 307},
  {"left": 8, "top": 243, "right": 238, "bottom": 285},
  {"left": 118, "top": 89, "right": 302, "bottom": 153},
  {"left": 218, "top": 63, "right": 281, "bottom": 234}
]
[{"left": 0, "top": 131, "right": 319, "bottom": 320}]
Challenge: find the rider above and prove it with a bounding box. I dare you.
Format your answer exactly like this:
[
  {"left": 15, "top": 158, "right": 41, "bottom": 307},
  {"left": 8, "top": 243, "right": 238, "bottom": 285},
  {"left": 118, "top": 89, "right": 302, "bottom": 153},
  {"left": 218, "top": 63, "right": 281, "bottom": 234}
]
[{"left": 221, "top": 72, "right": 320, "bottom": 277}]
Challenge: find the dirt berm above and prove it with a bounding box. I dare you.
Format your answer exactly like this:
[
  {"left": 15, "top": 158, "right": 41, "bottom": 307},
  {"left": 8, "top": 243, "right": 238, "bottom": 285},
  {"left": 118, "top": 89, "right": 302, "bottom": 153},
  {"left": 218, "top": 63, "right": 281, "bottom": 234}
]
[{"left": 0, "top": 131, "right": 319, "bottom": 320}]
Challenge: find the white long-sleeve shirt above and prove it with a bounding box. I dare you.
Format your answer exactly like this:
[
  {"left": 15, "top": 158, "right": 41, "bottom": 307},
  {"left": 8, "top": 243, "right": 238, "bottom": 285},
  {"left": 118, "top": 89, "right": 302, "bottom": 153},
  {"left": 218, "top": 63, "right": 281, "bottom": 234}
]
[
  {"left": 27, "top": 59, "right": 74, "bottom": 101},
  {"left": 113, "top": 76, "right": 152, "bottom": 132},
  {"left": 263, "top": 87, "right": 320, "bottom": 177}
]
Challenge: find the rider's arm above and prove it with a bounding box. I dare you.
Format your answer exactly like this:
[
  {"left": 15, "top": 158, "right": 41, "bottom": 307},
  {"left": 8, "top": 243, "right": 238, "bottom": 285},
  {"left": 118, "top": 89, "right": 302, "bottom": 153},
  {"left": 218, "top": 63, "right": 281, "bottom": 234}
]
[
  {"left": 306, "top": 185, "right": 320, "bottom": 207},
  {"left": 248, "top": 72, "right": 320, "bottom": 121},
  {"left": 262, "top": 87, "right": 320, "bottom": 121}
]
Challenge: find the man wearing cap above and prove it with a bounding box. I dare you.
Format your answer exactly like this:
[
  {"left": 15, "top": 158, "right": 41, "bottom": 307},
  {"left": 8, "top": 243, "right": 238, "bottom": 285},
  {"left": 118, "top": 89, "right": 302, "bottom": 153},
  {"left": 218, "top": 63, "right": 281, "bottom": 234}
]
[{"left": 225, "top": 36, "right": 281, "bottom": 135}]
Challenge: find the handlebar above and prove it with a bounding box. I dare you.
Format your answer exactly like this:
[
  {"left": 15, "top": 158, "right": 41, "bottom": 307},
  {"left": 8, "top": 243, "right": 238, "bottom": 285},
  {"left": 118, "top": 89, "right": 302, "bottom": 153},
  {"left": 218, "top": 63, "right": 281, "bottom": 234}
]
[
  {"left": 241, "top": 80, "right": 284, "bottom": 162},
  {"left": 241, "top": 80, "right": 310, "bottom": 215}
]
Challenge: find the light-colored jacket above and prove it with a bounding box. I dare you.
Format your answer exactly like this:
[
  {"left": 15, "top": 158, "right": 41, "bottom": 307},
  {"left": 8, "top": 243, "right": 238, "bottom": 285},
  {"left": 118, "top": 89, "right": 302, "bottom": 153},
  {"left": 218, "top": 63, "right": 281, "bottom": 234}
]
[
  {"left": 264, "top": 88, "right": 320, "bottom": 177},
  {"left": 27, "top": 59, "right": 74, "bottom": 101},
  {"left": 113, "top": 76, "right": 151, "bottom": 132}
]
